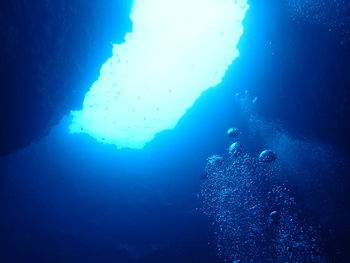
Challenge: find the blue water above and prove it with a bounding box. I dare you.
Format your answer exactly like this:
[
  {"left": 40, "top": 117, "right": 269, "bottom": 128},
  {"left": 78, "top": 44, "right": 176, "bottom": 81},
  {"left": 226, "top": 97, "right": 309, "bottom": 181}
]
[{"left": 1, "top": 1, "right": 350, "bottom": 262}]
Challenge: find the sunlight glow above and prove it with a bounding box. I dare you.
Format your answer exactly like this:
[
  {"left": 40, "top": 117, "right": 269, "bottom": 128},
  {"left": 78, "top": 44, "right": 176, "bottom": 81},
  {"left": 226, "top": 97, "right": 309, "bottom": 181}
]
[{"left": 70, "top": 0, "right": 248, "bottom": 149}]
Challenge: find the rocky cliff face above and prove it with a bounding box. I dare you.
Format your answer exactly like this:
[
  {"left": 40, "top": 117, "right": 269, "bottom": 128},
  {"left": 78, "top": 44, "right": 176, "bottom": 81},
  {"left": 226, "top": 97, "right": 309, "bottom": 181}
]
[
  {"left": 0, "top": 0, "right": 349, "bottom": 157},
  {"left": 0, "top": 0, "right": 130, "bottom": 156}
]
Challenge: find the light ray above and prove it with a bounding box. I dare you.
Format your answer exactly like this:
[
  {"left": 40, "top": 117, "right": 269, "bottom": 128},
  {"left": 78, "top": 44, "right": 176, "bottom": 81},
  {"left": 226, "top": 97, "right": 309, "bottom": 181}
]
[{"left": 70, "top": 0, "right": 249, "bottom": 149}]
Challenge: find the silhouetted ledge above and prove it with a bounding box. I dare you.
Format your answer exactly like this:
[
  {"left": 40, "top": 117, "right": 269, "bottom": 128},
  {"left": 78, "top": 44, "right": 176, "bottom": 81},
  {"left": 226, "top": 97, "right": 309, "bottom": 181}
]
[{"left": 0, "top": 0, "right": 130, "bottom": 156}]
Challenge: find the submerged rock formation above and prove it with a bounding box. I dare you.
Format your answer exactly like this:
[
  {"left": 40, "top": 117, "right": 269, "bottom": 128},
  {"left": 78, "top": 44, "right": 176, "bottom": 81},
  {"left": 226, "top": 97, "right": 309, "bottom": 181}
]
[
  {"left": 0, "top": 0, "right": 349, "bottom": 158},
  {"left": 0, "top": 0, "right": 130, "bottom": 156}
]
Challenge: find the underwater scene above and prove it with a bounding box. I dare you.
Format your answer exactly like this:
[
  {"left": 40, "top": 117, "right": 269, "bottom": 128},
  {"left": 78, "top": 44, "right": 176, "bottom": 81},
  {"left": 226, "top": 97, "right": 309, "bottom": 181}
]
[{"left": 1, "top": 0, "right": 350, "bottom": 262}]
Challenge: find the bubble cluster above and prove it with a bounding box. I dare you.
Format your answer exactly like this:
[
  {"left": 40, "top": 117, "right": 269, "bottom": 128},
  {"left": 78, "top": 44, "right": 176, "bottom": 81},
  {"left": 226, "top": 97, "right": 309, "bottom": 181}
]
[
  {"left": 286, "top": 0, "right": 350, "bottom": 41},
  {"left": 201, "top": 150, "right": 325, "bottom": 262}
]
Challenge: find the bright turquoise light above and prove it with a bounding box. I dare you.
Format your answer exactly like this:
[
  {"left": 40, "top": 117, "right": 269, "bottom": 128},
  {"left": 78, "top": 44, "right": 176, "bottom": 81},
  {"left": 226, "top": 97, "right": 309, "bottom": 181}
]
[{"left": 70, "top": 0, "right": 248, "bottom": 149}]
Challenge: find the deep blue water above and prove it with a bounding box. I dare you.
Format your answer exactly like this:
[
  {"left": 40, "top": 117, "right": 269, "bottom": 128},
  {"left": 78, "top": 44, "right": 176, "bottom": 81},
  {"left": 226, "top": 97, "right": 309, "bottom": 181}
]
[{"left": 1, "top": 1, "right": 350, "bottom": 262}]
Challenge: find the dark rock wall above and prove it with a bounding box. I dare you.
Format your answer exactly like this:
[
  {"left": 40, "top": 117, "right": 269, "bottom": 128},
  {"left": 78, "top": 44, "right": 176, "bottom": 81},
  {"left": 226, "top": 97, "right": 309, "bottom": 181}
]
[
  {"left": 232, "top": 0, "right": 350, "bottom": 158},
  {"left": 0, "top": 0, "right": 349, "bottom": 157},
  {"left": 0, "top": 0, "right": 131, "bottom": 156}
]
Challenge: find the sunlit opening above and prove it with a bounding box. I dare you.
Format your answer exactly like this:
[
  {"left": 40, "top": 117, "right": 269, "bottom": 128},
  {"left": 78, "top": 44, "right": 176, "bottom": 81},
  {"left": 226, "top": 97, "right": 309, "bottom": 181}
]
[{"left": 70, "top": 0, "right": 249, "bottom": 149}]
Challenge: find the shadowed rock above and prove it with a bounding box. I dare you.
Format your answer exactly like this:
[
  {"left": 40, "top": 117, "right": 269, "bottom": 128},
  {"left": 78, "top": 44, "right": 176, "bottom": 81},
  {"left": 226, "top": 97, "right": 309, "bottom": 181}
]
[{"left": 0, "top": 0, "right": 130, "bottom": 156}]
